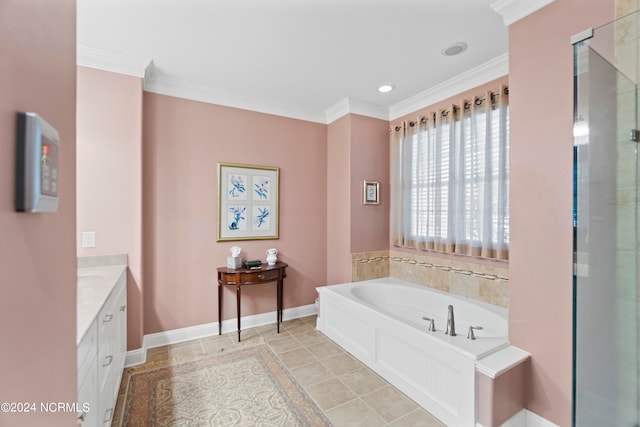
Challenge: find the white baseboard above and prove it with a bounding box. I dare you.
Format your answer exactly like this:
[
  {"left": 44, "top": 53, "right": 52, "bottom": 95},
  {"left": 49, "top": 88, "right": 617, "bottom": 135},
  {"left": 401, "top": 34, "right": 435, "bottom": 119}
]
[
  {"left": 125, "top": 303, "right": 317, "bottom": 367},
  {"left": 477, "top": 409, "right": 559, "bottom": 427},
  {"left": 523, "top": 410, "right": 560, "bottom": 427},
  {"left": 124, "top": 346, "right": 146, "bottom": 367}
]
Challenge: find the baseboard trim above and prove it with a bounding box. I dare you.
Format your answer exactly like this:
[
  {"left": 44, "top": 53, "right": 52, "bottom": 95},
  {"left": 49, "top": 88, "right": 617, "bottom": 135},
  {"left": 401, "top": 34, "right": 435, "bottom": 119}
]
[
  {"left": 476, "top": 409, "right": 559, "bottom": 427},
  {"left": 125, "top": 303, "right": 317, "bottom": 367},
  {"left": 523, "top": 410, "right": 560, "bottom": 427}
]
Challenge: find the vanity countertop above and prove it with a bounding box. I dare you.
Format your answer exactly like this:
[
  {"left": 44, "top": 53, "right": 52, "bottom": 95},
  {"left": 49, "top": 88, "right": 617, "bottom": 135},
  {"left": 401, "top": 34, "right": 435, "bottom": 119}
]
[{"left": 77, "top": 264, "right": 126, "bottom": 345}]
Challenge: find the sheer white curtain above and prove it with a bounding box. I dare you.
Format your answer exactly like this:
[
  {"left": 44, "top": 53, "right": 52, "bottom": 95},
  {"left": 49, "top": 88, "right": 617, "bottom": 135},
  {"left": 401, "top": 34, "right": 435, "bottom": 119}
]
[{"left": 391, "top": 86, "right": 509, "bottom": 260}]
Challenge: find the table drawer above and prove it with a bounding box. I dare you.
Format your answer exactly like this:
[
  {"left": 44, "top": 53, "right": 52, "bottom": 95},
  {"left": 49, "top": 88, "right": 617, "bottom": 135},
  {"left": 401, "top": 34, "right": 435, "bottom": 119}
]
[
  {"left": 244, "top": 269, "right": 280, "bottom": 282},
  {"left": 219, "top": 269, "right": 281, "bottom": 284}
]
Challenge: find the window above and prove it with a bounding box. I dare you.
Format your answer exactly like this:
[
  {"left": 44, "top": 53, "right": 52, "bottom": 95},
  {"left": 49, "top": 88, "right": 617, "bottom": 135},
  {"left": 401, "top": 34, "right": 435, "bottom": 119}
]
[{"left": 391, "top": 86, "right": 509, "bottom": 260}]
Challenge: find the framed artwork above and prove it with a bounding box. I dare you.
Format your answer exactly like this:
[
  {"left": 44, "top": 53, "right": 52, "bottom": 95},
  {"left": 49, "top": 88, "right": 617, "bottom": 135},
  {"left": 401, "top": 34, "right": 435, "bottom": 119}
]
[
  {"left": 363, "top": 180, "right": 380, "bottom": 205},
  {"left": 218, "top": 162, "right": 279, "bottom": 241}
]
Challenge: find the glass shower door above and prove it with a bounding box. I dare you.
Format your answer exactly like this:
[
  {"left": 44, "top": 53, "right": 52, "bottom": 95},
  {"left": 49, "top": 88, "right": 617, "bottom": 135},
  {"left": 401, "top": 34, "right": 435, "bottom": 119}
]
[{"left": 573, "top": 11, "right": 640, "bottom": 427}]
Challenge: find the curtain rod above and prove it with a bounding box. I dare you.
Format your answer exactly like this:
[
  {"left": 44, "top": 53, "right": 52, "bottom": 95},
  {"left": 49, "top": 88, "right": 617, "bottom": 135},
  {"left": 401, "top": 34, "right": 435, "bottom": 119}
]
[{"left": 392, "top": 86, "right": 509, "bottom": 132}]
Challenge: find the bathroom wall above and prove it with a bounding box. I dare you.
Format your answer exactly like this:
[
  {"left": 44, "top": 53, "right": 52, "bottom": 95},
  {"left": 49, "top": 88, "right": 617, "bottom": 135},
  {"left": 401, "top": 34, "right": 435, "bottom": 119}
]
[
  {"left": 0, "top": 1, "right": 77, "bottom": 426},
  {"left": 508, "top": 0, "right": 614, "bottom": 425},
  {"left": 142, "top": 92, "right": 328, "bottom": 334},
  {"left": 76, "top": 66, "right": 144, "bottom": 350},
  {"left": 349, "top": 114, "right": 390, "bottom": 253},
  {"left": 328, "top": 113, "right": 390, "bottom": 285},
  {"left": 327, "top": 115, "right": 352, "bottom": 284}
]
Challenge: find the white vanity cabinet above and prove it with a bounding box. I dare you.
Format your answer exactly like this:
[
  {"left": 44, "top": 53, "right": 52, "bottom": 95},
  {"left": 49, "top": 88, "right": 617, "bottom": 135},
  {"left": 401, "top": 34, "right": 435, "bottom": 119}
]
[
  {"left": 77, "top": 265, "right": 127, "bottom": 426},
  {"left": 77, "top": 319, "right": 98, "bottom": 426},
  {"left": 97, "top": 275, "right": 126, "bottom": 424}
]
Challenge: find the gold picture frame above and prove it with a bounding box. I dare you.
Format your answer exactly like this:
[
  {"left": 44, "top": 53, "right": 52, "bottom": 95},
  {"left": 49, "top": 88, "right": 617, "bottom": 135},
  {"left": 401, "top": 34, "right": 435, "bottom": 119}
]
[
  {"left": 217, "top": 162, "right": 279, "bottom": 241},
  {"left": 363, "top": 180, "right": 380, "bottom": 205}
]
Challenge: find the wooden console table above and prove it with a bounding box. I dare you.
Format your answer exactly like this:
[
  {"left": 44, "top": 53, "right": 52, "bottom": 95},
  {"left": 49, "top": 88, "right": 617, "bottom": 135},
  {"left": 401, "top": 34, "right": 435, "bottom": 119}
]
[{"left": 217, "top": 262, "right": 288, "bottom": 342}]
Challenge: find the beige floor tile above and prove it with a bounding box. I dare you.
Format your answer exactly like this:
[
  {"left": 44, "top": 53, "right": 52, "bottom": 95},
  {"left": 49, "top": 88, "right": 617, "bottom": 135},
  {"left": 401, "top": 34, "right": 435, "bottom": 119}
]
[
  {"left": 321, "top": 352, "right": 363, "bottom": 376},
  {"left": 164, "top": 340, "right": 205, "bottom": 362},
  {"left": 278, "top": 347, "right": 317, "bottom": 369},
  {"left": 306, "top": 340, "right": 344, "bottom": 360},
  {"left": 268, "top": 335, "right": 304, "bottom": 354},
  {"left": 199, "top": 334, "right": 234, "bottom": 353},
  {"left": 279, "top": 318, "right": 305, "bottom": 328},
  {"left": 145, "top": 346, "right": 170, "bottom": 363},
  {"left": 258, "top": 326, "right": 291, "bottom": 341},
  {"left": 282, "top": 321, "right": 315, "bottom": 335},
  {"left": 289, "top": 360, "right": 336, "bottom": 387},
  {"left": 295, "top": 330, "right": 328, "bottom": 347},
  {"left": 389, "top": 408, "right": 446, "bottom": 426},
  {"left": 114, "top": 317, "right": 447, "bottom": 427},
  {"left": 298, "top": 314, "right": 318, "bottom": 325},
  {"left": 306, "top": 377, "right": 357, "bottom": 411},
  {"left": 235, "top": 327, "right": 261, "bottom": 342},
  {"left": 339, "top": 367, "right": 388, "bottom": 396},
  {"left": 361, "top": 385, "right": 419, "bottom": 423},
  {"left": 325, "top": 398, "right": 387, "bottom": 427}
]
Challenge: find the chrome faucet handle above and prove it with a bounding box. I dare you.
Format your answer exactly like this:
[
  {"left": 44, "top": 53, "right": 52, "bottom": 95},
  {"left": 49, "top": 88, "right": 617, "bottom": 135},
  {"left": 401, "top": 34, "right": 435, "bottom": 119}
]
[
  {"left": 421, "top": 316, "right": 436, "bottom": 332},
  {"left": 467, "top": 326, "right": 483, "bottom": 340}
]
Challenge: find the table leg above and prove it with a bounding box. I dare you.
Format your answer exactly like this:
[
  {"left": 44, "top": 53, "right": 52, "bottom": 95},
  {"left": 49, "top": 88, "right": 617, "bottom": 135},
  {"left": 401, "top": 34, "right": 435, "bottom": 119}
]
[
  {"left": 277, "top": 279, "right": 283, "bottom": 333},
  {"left": 236, "top": 285, "right": 241, "bottom": 342},
  {"left": 218, "top": 283, "right": 222, "bottom": 335}
]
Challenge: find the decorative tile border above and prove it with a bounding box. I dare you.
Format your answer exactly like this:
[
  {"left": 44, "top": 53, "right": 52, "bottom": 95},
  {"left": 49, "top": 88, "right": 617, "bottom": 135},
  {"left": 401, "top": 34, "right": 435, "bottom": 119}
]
[
  {"left": 351, "top": 250, "right": 509, "bottom": 307},
  {"left": 387, "top": 255, "right": 509, "bottom": 281}
]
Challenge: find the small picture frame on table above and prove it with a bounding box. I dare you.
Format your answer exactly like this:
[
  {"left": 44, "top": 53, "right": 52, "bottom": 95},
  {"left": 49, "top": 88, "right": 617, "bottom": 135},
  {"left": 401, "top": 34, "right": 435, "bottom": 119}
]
[{"left": 363, "top": 180, "right": 380, "bottom": 205}]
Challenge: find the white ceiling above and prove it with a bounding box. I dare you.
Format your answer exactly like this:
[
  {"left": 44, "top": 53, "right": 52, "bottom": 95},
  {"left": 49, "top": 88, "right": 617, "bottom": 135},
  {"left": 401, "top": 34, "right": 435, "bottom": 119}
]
[{"left": 77, "top": 0, "right": 511, "bottom": 123}]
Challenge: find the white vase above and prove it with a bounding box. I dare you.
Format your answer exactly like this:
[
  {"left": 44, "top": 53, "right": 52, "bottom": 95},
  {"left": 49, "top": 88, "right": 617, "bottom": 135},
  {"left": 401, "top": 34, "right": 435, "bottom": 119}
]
[{"left": 266, "top": 248, "right": 278, "bottom": 265}]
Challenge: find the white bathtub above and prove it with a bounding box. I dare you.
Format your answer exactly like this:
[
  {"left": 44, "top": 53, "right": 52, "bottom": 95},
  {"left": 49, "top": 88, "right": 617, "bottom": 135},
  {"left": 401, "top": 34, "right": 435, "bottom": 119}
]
[{"left": 316, "top": 277, "right": 511, "bottom": 427}]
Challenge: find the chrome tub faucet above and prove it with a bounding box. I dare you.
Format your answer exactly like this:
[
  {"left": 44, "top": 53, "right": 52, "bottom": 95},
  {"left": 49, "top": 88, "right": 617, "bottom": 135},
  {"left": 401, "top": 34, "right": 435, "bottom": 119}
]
[{"left": 446, "top": 305, "right": 456, "bottom": 336}]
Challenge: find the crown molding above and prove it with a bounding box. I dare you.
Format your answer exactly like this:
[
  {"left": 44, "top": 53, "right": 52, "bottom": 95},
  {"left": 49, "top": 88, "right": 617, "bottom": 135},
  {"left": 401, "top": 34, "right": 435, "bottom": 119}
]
[
  {"left": 325, "top": 97, "right": 389, "bottom": 124},
  {"left": 77, "top": 43, "right": 153, "bottom": 78},
  {"left": 389, "top": 53, "right": 508, "bottom": 121},
  {"left": 491, "top": 0, "right": 555, "bottom": 26},
  {"left": 144, "top": 72, "right": 328, "bottom": 124},
  {"left": 77, "top": 44, "right": 507, "bottom": 125}
]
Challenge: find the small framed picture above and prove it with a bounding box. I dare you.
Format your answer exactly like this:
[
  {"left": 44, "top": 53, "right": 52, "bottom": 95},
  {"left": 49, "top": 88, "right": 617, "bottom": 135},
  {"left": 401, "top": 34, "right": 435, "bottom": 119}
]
[{"left": 363, "top": 180, "right": 380, "bottom": 205}]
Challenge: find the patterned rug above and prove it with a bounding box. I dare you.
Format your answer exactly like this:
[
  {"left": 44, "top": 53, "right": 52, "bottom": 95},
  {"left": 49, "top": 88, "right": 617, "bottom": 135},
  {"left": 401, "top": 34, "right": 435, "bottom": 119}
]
[{"left": 122, "top": 344, "right": 332, "bottom": 426}]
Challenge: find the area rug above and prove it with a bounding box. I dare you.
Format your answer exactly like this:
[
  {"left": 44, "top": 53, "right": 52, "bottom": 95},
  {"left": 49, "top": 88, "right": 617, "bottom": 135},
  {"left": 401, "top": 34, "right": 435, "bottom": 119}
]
[{"left": 122, "top": 344, "right": 332, "bottom": 426}]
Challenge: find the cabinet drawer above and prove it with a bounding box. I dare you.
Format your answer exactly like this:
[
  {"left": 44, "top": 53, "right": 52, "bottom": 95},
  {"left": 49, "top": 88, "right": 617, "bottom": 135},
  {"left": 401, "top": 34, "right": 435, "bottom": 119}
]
[{"left": 78, "top": 319, "right": 97, "bottom": 371}]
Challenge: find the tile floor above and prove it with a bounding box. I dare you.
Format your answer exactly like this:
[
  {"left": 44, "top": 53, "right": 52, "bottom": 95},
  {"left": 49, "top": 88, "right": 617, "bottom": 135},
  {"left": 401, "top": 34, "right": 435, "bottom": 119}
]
[{"left": 112, "top": 315, "right": 445, "bottom": 427}]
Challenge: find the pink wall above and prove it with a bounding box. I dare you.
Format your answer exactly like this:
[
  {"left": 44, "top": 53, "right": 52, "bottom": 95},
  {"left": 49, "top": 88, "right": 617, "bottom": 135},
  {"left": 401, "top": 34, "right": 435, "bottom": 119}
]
[
  {"left": 350, "top": 114, "right": 390, "bottom": 253},
  {"left": 508, "top": 0, "right": 614, "bottom": 425},
  {"left": 0, "top": 1, "right": 77, "bottom": 426},
  {"left": 326, "top": 113, "right": 389, "bottom": 284},
  {"left": 327, "top": 115, "right": 352, "bottom": 284},
  {"left": 477, "top": 363, "right": 527, "bottom": 427},
  {"left": 76, "top": 66, "right": 144, "bottom": 349},
  {"left": 143, "top": 93, "right": 327, "bottom": 334}
]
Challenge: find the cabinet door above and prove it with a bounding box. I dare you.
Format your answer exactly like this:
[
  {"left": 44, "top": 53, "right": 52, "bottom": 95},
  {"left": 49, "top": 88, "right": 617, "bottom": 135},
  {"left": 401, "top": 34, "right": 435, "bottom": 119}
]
[
  {"left": 98, "top": 305, "right": 115, "bottom": 395},
  {"left": 77, "top": 349, "right": 97, "bottom": 427},
  {"left": 113, "top": 278, "right": 127, "bottom": 399}
]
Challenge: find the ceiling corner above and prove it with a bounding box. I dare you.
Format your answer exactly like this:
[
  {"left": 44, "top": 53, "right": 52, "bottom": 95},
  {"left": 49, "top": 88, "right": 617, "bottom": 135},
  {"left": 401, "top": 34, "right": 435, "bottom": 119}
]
[
  {"left": 326, "top": 98, "right": 390, "bottom": 124},
  {"left": 490, "top": 0, "right": 555, "bottom": 26},
  {"left": 77, "top": 44, "right": 153, "bottom": 78}
]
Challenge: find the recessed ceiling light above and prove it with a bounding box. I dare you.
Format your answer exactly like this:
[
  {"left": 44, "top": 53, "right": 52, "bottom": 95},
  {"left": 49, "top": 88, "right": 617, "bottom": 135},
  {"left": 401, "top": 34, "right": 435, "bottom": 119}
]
[
  {"left": 378, "top": 84, "right": 394, "bottom": 93},
  {"left": 442, "top": 42, "right": 468, "bottom": 56}
]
